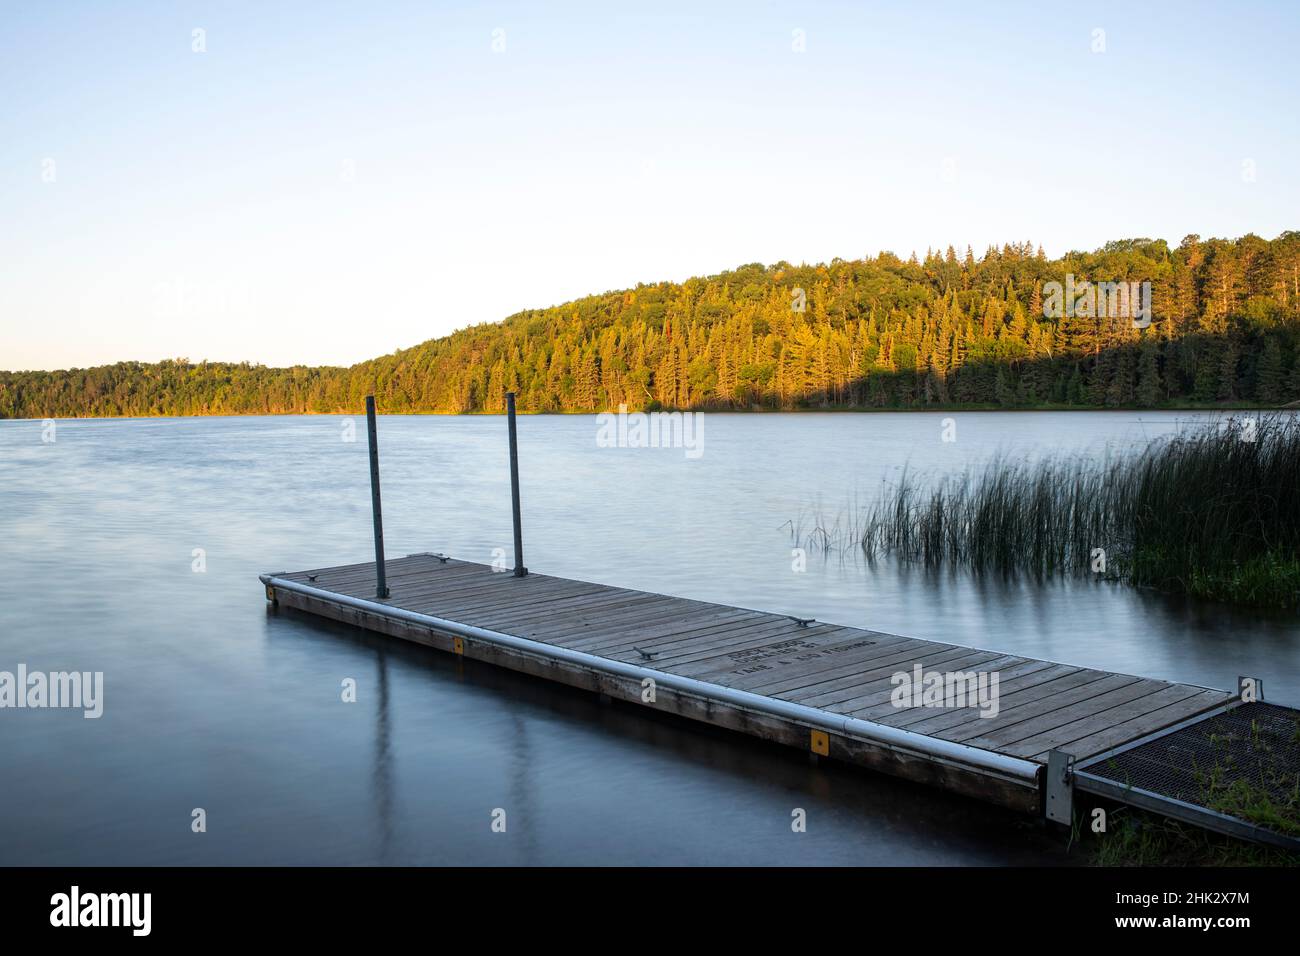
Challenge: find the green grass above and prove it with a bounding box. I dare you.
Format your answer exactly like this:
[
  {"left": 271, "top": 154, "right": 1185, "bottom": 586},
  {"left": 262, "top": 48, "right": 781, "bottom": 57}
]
[
  {"left": 1196, "top": 715, "right": 1300, "bottom": 837},
  {"left": 1077, "top": 804, "right": 1300, "bottom": 866},
  {"left": 1184, "top": 552, "right": 1300, "bottom": 607}
]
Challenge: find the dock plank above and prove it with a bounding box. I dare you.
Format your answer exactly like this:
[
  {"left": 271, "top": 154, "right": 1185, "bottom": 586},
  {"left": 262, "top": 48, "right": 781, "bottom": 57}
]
[
  {"left": 1021, "top": 688, "right": 1230, "bottom": 760},
  {"left": 615, "top": 625, "right": 860, "bottom": 671},
  {"left": 822, "top": 651, "right": 1018, "bottom": 719},
  {"left": 927, "top": 671, "right": 1131, "bottom": 743},
  {"left": 891, "top": 662, "right": 1080, "bottom": 731},
  {"left": 956, "top": 678, "right": 1164, "bottom": 751}
]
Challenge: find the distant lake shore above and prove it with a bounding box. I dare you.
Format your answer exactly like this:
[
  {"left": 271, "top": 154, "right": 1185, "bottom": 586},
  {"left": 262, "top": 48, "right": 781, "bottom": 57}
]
[{"left": 2, "top": 401, "right": 1292, "bottom": 422}]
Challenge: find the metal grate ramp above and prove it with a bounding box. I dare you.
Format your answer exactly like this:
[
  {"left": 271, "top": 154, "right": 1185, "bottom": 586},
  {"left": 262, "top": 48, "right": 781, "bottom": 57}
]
[{"left": 1074, "top": 702, "right": 1300, "bottom": 850}]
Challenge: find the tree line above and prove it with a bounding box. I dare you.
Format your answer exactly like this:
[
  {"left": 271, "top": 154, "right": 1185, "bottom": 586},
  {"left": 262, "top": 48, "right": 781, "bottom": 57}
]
[{"left": 4, "top": 232, "right": 1300, "bottom": 418}]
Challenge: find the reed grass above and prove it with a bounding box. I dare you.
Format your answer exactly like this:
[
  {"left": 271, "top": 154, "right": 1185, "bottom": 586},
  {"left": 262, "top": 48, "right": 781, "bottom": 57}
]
[{"left": 795, "top": 415, "right": 1300, "bottom": 608}]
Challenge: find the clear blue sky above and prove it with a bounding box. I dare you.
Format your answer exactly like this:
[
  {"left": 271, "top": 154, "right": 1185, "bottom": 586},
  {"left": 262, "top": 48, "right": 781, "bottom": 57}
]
[{"left": 2, "top": 0, "right": 1296, "bottom": 371}]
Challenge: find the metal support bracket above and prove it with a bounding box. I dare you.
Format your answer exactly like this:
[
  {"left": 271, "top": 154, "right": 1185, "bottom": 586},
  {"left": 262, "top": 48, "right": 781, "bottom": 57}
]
[{"left": 1044, "top": 749, "right": 1074, "bottom": 824}]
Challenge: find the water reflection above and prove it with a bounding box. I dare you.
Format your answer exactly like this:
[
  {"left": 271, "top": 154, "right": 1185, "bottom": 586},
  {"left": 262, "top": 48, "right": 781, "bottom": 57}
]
[
  {"left": 507, "top": 713, "right": 539, "bottom": 864},
  {"left": 374, "top": 647, "right": 391, "bottom": 861}
]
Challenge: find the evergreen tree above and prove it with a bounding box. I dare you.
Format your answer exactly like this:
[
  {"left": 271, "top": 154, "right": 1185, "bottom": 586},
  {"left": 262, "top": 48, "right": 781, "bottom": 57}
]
[
  {"left": 1136, "top": 340, "right": 1162, "bottom": 406},
  {"left": 1256, "top": 338, "right": 1284, "bottom": 404}
]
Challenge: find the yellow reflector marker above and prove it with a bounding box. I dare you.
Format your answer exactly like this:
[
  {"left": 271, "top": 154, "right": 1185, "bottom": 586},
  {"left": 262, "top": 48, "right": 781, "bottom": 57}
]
[
  {"left": 265, "top": 585, "right": 275, "bottom": 601},
  {"left": 453, "top": 636, "right": 465, "bottom": 655},
  {"left": 810, "top": 729, "right": 829, "bottom": 756}
]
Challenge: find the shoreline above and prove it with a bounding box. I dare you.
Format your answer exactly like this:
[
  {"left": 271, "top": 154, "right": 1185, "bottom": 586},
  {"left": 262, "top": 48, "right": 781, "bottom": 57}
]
[{"left": 0, "top": 403, "right": 1290, "bottom": 423}]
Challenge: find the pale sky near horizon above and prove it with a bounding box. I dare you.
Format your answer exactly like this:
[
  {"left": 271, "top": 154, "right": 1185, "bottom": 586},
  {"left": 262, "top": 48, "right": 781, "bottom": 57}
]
[{"left": 2, "top": 1, "right": 1297, "bottom": 372}]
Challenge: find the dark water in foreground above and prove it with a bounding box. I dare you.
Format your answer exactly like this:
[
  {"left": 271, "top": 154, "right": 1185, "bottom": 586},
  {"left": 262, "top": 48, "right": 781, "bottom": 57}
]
[{"left": 1, "top": 412, "right": 1296, "bottom": 865}]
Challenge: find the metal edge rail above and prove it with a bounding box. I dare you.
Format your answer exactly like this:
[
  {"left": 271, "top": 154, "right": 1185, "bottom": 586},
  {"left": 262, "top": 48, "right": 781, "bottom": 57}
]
[{"left": 261, "top": 574, "right": 1042, "bottom": 787}]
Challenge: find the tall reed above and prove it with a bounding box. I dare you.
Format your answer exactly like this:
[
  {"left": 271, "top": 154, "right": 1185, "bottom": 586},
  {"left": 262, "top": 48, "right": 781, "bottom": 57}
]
[{"left": 810, "top": 415, "right": 1300, "bottom": 607}]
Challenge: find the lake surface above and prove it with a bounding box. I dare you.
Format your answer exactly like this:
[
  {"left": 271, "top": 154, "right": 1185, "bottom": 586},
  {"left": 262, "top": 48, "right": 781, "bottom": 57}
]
[{"left": 1, "top": 411, "right": 1296, "bottom": 865}]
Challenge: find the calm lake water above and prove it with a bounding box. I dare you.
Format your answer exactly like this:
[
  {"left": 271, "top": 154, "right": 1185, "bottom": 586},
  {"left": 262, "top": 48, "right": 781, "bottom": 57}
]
[{"left": 1, "top": 411, "right": 1296, "bottom": 865}]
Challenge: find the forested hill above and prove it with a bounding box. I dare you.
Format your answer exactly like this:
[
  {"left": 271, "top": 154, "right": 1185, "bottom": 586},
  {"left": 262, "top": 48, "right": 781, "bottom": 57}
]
[{"left": 5, "top": 233, "right": 1300, "bottom": 418}]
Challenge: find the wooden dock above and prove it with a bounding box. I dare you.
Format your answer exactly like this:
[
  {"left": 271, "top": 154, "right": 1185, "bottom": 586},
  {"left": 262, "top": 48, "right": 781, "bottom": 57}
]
[{"left": 261, "top": 553, "right": 1233, "bottom": 813}]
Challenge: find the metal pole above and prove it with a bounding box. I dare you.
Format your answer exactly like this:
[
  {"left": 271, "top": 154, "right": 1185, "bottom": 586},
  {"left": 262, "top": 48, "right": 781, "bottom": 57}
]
[
  {"left": 365, "top": 395, "right": 389, "bottom": 598},
  {"left": 506, "top": 392, "right": 527, "bottom": 577}
]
